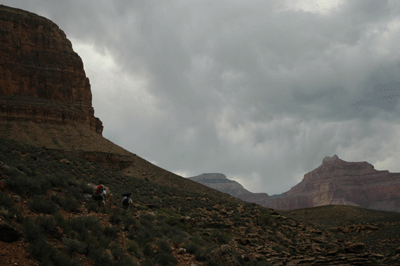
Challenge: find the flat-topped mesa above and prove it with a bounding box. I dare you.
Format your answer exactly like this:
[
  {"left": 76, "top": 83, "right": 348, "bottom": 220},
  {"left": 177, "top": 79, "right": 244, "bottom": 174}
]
[
  {"left": 188, "top": 173, "right": 252, "bottom": 196},
  {"left": 266, "top": 155, "right": 400, "bottom": 212},
  {"left": 0, "top": 5, "right": 102, "bottom": 134},
  {"left": 303, "top": 155, "right": 377, "bottom": 181}
]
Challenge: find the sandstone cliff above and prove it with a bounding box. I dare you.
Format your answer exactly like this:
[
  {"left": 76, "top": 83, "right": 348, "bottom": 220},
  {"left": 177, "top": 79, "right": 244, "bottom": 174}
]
[
  {"left": 0, "top": 5, "right": 102, "bottom": 134},
  {"left": 265, "top": 155, "right": 400, "bottom": 212}
]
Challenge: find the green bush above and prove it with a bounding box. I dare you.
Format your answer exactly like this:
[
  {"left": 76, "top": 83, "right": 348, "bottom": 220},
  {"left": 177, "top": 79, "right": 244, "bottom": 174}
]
[
  {"left": 36, "top": 215, "right": 58, "bottom": 236},
  {"left": 125, "top": 240, "right": 138, "bottom": 254},
  {"left": 87, "top": 244, "right": 113, "bottom": 266},
  {"left": 28, "top": 197, "right": 58, "bottom": 214},
  {"left": 153, "top": 251, "right": 177, "bottom": 266},
  {"left": 0, "top": 192, "right": 14, "bottom": 209},
  {"left": 63, "top": 196, "right": 81, "bottom": 213},
  {"left": 51, "top": 251, "right": 81, "bottom": 266},
  {"left": 28, "top": 236, "right": 56, "bottom": 264},
  {"left": 103, "top": 226, "right": 118, "bottom": 239},
  {"left": 85, "top": 200, "right": 98, "bottom": 213},
  {"left": 62, "top": 238, "right": 87, "bottom": 255},
  {"left": 185, "top": 242, "right": 200, "bottom": 254},
  {"left": 23, "top": 220, "right": 44, "bottom": 243},
  {"left": 70, "top": 216, "right": 102, "bottom": 241},
  {"left": 5, "top": 174, "right": 51, "bottom": 196}
]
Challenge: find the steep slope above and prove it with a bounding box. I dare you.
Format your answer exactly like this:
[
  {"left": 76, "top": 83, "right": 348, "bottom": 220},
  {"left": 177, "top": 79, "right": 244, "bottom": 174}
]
[
  {"left": 266, "top": 155, "right": 400, "bottom": 212},
  {"left": 1, "top": 138, "right": 400, "bottom": 265}
]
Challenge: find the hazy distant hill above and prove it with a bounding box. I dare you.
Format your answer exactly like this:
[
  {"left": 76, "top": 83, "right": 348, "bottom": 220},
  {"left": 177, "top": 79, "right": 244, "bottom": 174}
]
[{"left": 188, "top": 173, "right": 252, "bottom": 196}]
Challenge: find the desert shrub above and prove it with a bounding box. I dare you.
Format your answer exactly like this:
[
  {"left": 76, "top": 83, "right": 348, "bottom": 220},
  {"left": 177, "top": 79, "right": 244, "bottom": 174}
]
[
  {"left": 80, "top": 182, "right": 93, "bottom": 194},
  {"left": 127, "top": 240, "right": 139, "bottom": 253},
  {"left": 122, "top": 214, "right": 136, "bottom": 229},
  {"left": 36, "top": 215, "right": 57, "bottom": 236},
  {"left": 143, "top": 243, "right": 154, "bottom": 257},
  {"left": 194, "top": 248, "right": 209, "bottom": 262},
  {"left": 259, "top": 212, "right": 273, "bottom": 225},
  {"left": 153, "top": 251, "right": 177, "bottom": 266},
  {"left": 136, "top": 226, "right": 156, "bottom": 245},
  {"left": 87, "top": 244, "right": 113, "bottom": 266},
  {"left": 51, "top": 251, "right": 81, "bottom": 266},
  {"left": 46, "top": 174, "right": 68, "bottom": 188},
  {"left": 0, "top": 192, "right": 14, "bottom": 209},
  {"left": 62, "top": 238, "right": 87, "bottom": 255},
  {"left": 109, "top": 210, "right": 122, "bottom": 225},
  {"left": 28, "top": 236, "right": 56, "bottom": 264},
  {"left": 63, "top": 196, "right": 81, "bottom": 213},
  {"left": 85, "top": 200, "right": 98, "bottom": 213},
  {"left": 52, "top": 194, "right": 80, "bottom": 212},
  {"left": 210, "top": 230, "right": 232, "bottom": 244},
  {"left": 70, "top": 216, "right": 102, "bottom": 241},
  {"left": 23, "top": 219, "right": 44, "bottom": 242},
  {"left": 5, "top": 174, "right": 50, "bottom": 196},
  {"left": 28, "top": 196, "right": 58, "bottom": 214},
  {"left": 185, "top": 242, "right": 200, "bottom": 254},
  {"left": 103, "top": 226, "right": 118, "bottom": 239},
  {"left": 54, "top": 212, "right": 71, "bottom": 233},
  {"left": 110, "top": 243, "right": 126, "bottom": 261}
]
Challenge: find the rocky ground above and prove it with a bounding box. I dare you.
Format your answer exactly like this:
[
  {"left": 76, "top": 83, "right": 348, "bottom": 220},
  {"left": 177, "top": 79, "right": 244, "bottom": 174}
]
[{"left": 0, "top": 139, "right": 400, "bottom": 265}]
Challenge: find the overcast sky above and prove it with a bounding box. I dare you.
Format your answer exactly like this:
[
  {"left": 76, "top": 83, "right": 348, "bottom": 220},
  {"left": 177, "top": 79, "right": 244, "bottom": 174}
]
[{"left": 4, "top": 0, "right": 400, "bottom": 194}]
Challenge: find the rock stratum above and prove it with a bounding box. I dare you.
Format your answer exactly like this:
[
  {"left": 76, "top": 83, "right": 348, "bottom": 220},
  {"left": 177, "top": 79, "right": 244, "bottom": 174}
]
[
  {"left": 0, "top": 5, "right": 102, "bottom": 134},
  {"left": 266, "top": 155, "right": 400, "bottom": 212},
  {"left": 0, "top": 5, "right": 139, "bottom": 170}
]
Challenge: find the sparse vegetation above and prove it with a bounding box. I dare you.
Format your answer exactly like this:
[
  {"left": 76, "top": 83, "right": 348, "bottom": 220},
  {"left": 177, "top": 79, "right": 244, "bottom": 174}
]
[{"left": 1, "top": 138, "right": 400, "bottom": 265}]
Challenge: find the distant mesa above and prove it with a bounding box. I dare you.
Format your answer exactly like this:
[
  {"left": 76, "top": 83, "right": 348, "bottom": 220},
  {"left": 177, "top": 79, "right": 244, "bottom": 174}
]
[
  {"left": 188, "top": 173, "right": 252, "bottom": 197},
  {"left": 188, "top": 173, "right": 271, "bottom": 206},
  {"left": 190, "top": 156, "right": 400, "bottom": 213},
  {"left": 264, "top": 155, "right": 400, "bottom": 213}
]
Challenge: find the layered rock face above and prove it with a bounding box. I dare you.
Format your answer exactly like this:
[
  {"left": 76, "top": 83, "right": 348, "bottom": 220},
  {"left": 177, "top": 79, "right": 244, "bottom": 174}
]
[
  {"left": 188, "top": 173, "right": 252, "bottom": 197},
  {"left": 266, "top": 155, "right": 400, "bottom": 212},
  {"left": 0, "top": 5, "right": 140, "bottom": 169},
  {"left": 0, "top": 5, "right": 102, "bottom": 134}
]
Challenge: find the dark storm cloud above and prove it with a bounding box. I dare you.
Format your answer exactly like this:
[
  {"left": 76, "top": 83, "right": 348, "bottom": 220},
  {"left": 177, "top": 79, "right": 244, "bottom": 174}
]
[{"left": 3, "top": 0, "right": 400, "bottom": 194}]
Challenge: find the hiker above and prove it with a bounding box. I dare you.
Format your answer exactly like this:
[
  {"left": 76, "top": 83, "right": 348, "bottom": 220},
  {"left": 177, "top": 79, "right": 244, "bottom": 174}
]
[
  {"left": 121, "top": 192, "right": 133, "bottom": 210},
  {"left": 92, "top": 184, "right": 107, "bottom": 211}
]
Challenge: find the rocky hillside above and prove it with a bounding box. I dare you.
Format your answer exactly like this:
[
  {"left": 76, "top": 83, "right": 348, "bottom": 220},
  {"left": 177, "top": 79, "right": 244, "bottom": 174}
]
[
  {"left": 188, "top": 173, "right": 252, "bottom": 196},
  {"left": 1, "top": 138, "right": 400, "bottom": 265},
  {"left": 265, "top": 155, "right": 400, "bottom": 212}
]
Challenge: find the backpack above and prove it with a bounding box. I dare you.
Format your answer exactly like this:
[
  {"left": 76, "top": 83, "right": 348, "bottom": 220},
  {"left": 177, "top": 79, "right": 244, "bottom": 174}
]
[
  {"left": 95, "top": 185, "right": 104, "bottom": 195},
  {"left": 92, "top": 194, "right": 103, "bottom": 201},
  {"left": 122, "top": 197, "right": 130, "bottom": 206}
]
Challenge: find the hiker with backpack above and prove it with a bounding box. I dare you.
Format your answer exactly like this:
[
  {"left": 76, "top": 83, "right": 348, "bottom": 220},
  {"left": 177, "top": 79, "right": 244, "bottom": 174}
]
[
  {"left": 92, "top": 184, "right": 107, "bottom": 211},
  {"left": 121, "top": 192, "right": 133, "bottom": 210}
]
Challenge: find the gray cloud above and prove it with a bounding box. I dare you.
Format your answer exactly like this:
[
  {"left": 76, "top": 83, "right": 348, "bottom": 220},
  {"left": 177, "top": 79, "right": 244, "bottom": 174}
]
[{"left": 4, "top": 0, "right": 400, "bottom": 194}]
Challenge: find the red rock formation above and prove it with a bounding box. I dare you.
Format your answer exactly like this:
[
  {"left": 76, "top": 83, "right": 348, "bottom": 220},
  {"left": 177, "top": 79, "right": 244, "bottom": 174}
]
[
  {"left": 0, "top": 5, "right": 102, "bottom": 134},
  {"left": 266, "top": 155, "right": 400, "bottom": 212}
]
